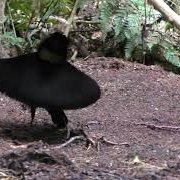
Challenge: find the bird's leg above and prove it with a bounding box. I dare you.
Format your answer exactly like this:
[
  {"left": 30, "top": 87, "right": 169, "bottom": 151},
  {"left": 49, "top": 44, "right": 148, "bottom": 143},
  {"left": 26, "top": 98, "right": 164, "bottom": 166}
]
[
  {"left": 30, "top": 106, "right": 36, "bottom": 125},
  {"left": 45, "top": 107, "right": 68, "bottom": 129}
]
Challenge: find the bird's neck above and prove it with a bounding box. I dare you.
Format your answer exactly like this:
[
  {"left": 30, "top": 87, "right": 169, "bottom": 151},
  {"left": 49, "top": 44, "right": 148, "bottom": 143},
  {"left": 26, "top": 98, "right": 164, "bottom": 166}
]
[{"left": 38, "top": 48, "right": 66, "bottom": 64}]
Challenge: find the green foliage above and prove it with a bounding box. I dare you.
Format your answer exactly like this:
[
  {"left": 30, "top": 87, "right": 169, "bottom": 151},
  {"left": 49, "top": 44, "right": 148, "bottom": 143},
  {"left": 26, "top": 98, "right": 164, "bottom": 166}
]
[
  {"left": 0, "top": 32, "right": 25, "bottom": 48},
  {"left": 4, "top": 0, "right": 76, "bottom": 50},
  {"left": 3, "top": 32, "right": 24, "bottom": 46},
  {"left": 166, "top": 54, "right": 180, "bottom": 68},
  {"left": 99, "top": 0, "right": 180, "bottom": 69},
  {"left": 99, "top": 0, "right": 144, "bottom": 57},
  {"left": 164, "top": 46, "right": 180, "bottom": 68}
]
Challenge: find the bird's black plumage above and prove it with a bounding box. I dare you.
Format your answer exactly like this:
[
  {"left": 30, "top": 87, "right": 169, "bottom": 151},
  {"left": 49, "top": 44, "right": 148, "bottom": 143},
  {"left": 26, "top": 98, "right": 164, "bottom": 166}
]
[{"left": 0, "top": 32, "right": 101, "bottom": 128}]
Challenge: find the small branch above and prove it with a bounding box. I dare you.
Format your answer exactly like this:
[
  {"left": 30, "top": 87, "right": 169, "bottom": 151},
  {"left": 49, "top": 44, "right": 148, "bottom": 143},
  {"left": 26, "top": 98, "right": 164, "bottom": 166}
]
[
  {"left": 7, "top": 2, "right": 17, "bottom": 38},
  {"left": 83, "top": 54, "right": 91, "bottom": 61},
  {"left": 70, "top": 49, "right": 78, "bottom": 61},
  {"left": 65, "top": 0, "right": 80, "bottom": 36},
  {"left": 137, "top": 123, "right": 180, "bottom": 131},
  {"left": 54, "top": 135, "right": 84, "bottom": 149},
  {"left": 74, "top": 20, "right": 100, "bottom": 24},
  {"left": 148, "top": 0, "right": 180, "bottom": 31},
  {"left": 25, "top": 10, "right": 36, "bottom": 39},
  {"left": 101, "top": 136, "right": 119, "bottom": 145}
]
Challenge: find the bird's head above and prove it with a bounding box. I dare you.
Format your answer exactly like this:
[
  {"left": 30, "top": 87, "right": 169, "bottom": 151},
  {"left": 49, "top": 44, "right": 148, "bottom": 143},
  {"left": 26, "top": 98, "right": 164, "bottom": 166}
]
[{"left": 38, "top": 32, "right": 69, "bottom": 64}]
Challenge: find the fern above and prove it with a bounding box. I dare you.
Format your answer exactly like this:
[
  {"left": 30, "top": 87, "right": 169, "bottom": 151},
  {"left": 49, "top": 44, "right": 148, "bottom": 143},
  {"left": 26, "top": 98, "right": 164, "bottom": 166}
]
[
  {"left": 99, "top": 0, "right": 144, "bottom": 58},
  {"left": 164, "top": 47, "right": 180, "bottom": 68},
  {"left": 99, "top": 0, "right": 120, "bottom": 39},
  {"left": 99, "top": 0, "right": 180, "bottom": 70},
  {"left": 1, "top": 32, "right": 25, "bottom": 47}
]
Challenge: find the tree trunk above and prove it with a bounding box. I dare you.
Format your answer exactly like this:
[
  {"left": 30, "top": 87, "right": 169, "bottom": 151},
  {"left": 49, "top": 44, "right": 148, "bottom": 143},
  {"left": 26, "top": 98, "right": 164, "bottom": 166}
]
[
  {"left": 0, "top": 0, "right": 6, "bottom": 32},
  {"left": 0, "top": 0, "right": 9, "bottom": 58},
  {"left": 148, "top": 0, "right": 180, "bottom": 31}
]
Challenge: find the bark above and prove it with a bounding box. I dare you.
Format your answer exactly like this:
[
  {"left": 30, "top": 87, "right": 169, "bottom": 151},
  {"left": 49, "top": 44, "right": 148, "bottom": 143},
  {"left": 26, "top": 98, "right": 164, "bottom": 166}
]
[
  {"left": 0, "top": 0, "right": 6, "bottom": 32},
  {"left": 0, "top": 0, "right": 9, "bottom": 58},
  {"left": 147, "top": 0, "right": 180, "bottom": 31},
  {"left": 65, "top": 0, "right": 80, "bottom": 36}
]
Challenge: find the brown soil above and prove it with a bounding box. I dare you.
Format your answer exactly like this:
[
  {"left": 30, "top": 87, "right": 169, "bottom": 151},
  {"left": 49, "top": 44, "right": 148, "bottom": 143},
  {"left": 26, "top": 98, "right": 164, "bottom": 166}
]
[{"left": 0, "top": 57, "right": 180, "bottom": 180}]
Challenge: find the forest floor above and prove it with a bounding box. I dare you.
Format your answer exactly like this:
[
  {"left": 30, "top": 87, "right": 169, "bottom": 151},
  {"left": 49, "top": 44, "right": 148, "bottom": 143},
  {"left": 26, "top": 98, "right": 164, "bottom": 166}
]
[{"left": 0, "top": 57, "right": 180, "bottom": 180}]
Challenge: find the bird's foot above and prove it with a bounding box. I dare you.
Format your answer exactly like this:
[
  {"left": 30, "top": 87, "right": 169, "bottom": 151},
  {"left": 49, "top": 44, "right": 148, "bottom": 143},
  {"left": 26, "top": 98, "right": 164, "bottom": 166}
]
[{"left": 55, "top": 124, "right": 71, "bottom": 139}]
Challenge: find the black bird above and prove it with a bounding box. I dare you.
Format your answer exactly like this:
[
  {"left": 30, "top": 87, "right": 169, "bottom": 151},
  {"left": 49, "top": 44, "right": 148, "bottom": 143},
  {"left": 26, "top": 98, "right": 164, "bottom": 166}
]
[{"left": 0, "top": 32, "right": 101, "bottom": 128}]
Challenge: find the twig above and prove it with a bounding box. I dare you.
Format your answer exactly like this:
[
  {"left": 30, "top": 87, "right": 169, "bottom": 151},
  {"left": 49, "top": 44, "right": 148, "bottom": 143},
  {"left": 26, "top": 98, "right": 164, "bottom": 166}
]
[
  {"left": 74, "top": 20, "right": 100, "bottom": 24},
  {"left": 65, "top": 0, "right": 80, "bottom": 36},
  {"left": 83, "top": 54, "right": 91, "bottom": 61},
  {"left": 54, "top": 135, "right": 84, "bottom": 149},
  {"left": 137, "top": 123, "right": 180, "bottom": 131},
  {"left": 70, "top": 49, "right": 78, "bottom": 60},
  {"left": 7, "top": 2, "right": 17, "bottom": 38},
  {"left": 101, "top": 137, "right": 119, "bottom": 145}
]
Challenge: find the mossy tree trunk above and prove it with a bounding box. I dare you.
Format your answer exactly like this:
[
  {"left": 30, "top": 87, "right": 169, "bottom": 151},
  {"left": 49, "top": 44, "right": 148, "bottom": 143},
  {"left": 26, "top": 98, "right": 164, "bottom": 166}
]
[{"left": 0, "top": 0, "right": 9, "bottom": 58}]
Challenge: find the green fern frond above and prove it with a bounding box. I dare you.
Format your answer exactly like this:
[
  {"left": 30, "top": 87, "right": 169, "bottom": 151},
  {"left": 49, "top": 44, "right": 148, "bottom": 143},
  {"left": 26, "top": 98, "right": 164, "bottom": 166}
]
[
  {"left": 99, "top": 0, "right": 120, "bottom": 38},
  {"left": 165, "top": 48, "right": 180, "bottom": 68},
  {"left": 125, "top": 34, "right": 141, "bottom": 58}
]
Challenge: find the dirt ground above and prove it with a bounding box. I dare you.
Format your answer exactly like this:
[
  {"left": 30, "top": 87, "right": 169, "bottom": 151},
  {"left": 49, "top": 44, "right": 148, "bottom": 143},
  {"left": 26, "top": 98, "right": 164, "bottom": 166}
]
[{"left": 0, "top": 57, "right": 180, "bottom": 180}]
